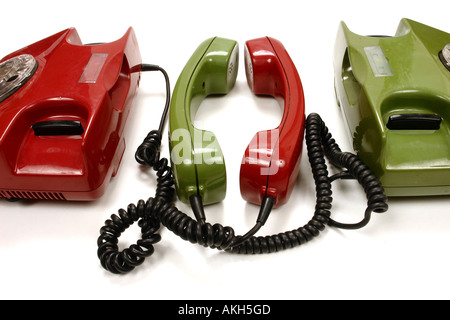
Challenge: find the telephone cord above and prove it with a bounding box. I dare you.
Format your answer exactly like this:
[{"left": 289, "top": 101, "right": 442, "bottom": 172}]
[{"left": 96, "top": 66, "right": 388, "bottom": 274}]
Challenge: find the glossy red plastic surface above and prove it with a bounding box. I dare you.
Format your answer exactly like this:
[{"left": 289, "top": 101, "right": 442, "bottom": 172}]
[
  {"left": 240, "top": 37, "right": 305, "bottom": 207},
  {"left": 0, "top": 28, "right": 142, "bottom": 200}
]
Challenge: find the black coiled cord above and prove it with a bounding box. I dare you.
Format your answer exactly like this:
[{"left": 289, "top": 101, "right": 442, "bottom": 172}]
[{"left": 97, "top": 102, "right": 388, "bottom": 273}]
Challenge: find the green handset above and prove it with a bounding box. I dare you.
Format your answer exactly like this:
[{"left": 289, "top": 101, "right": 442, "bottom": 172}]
[{"left": 169, "top": 37, "right": 238, "bottom": 205}]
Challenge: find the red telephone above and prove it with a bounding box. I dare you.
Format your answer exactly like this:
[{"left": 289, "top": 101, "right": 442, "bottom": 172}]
[
  {"left": 240, "top": 37, "right": 305, "bottom": 208},
  {"left": 0, "top": 28, "right": 141, "bottom": 201}
]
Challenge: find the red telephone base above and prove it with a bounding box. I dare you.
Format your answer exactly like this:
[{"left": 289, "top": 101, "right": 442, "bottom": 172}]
[{"left": 0, "top": 28, "right": 142, "bottom": 201}]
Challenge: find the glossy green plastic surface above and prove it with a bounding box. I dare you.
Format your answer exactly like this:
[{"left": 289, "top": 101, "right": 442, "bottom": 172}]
[
  {"left": 169, "top": 37, "right": 238, "bottom": 204},
  {"left": 334, "top": 19, "right": 450, "bottom": 196}
]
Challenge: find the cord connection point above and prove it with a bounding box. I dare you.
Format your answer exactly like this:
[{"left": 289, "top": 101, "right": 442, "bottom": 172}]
[
  {"left": 257, "top": 196, "right": 275, "bottom": 226},
  {"left": 141, "top": 64, "right": 164, "bottom": 72},
  {"left": 189, "top": 194, "right": 206, "bottom": 225}
]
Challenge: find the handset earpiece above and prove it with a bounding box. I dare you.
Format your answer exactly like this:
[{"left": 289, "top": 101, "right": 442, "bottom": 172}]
[
  {"left": 240, "top": 37, "right": 305, "bottom": 207},
  {"left": 169, "top": 37, "right": 238, "bottom": 205}
]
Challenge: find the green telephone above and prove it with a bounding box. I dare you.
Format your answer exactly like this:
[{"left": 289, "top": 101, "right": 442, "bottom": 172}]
[{"left": 334, "top": 18, "right": 450, "bottom": 196}]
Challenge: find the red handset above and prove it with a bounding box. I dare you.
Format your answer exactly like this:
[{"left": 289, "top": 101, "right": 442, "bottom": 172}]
[{"left": 240, "top": 37, "right": 305, "bottom": 208}]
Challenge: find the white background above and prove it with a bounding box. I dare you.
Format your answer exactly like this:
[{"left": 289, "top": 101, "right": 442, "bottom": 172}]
[{"left": 0, "top": 0, "right": 449, "bottom": 300}]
